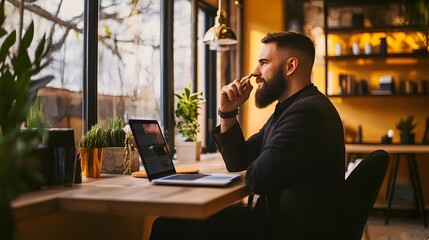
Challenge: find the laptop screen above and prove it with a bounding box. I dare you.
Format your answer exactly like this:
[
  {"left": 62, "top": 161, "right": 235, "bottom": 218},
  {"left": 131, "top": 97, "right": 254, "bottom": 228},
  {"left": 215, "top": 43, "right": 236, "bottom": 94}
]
[{"left": 129, "top": 119, "right": 176, "bottom": 180}]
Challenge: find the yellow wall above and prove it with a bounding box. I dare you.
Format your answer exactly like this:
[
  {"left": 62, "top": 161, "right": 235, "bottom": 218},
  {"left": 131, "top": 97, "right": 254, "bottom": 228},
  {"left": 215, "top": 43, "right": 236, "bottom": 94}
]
[{"left": 241, "top": 0, "right": 284, "bottom": 138}]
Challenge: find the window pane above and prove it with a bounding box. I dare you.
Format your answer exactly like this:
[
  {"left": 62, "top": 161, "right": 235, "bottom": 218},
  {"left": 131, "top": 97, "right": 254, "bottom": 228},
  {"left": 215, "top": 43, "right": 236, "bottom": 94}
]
[
  {"left": 173, "top": 0, "right": 193, "bottom": 145},
  {"left": 173, "top": 1, "right": 208, "bottom": 150},
  {"left": 8, "top": 1, "right": 85, "bottom": 145},
  {"left": 98, "top": 0, "right": 161, "bottom": 126},
  {"left": 197, "top": 8, "right": 208, "bottom": 148},
  {"left": 174, "top": 0, "right": 192, "bottom": 92}
]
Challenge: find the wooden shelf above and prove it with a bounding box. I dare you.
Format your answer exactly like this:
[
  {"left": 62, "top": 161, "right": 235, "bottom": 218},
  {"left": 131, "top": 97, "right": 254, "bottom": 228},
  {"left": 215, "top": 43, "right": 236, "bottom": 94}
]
[
  {"left": 327, "top": 94, "right": 429, "bottom": 98},
  {"left": 326, "top": 25, "right": 423, "bottom": 34},
  {"left": 326, "top": 52, "right": 429, "bottom": 60}
]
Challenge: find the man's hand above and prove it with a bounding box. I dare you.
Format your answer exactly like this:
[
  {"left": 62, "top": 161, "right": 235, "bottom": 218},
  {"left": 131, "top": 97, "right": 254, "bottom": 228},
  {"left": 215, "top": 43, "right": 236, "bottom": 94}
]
[
  {"left": 219, "top": 75, "right": 254, "bottom": 133},
  {"left": 220, "top": 74, "right": 254, "bottom": 113}
]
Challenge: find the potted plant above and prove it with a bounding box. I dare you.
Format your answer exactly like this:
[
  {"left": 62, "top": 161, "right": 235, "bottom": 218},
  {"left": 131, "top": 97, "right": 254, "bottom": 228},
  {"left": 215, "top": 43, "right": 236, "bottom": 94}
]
[
  {"left": 102, "top": 117, "right": 139, "bottom": 174},
  {"left": 396, "top": 115, "right": 418, "bottom": 144},
  {"left": 174, "top": 81, "right": 205, "bottom": 161},
  {"left": 0, "top": 0, "right": 53, "bottom": 237},
  {"left": 26, "top": 97, "right": 76, "bottom": 187},
  {"left": 78, "top": 124, "right": 106, "bottom": 178}
]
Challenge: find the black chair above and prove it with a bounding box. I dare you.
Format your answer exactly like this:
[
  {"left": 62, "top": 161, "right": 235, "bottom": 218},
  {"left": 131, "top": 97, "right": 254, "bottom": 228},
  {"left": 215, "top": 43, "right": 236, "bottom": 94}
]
[{"left": 341, "top": 149, "right": 389, "bottom": 240}]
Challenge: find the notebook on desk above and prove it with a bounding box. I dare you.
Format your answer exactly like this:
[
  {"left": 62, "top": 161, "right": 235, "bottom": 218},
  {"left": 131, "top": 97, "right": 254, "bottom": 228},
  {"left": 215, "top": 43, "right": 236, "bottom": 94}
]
[{"left": 128, "top": 119, "right": 241, "bottom": 187}]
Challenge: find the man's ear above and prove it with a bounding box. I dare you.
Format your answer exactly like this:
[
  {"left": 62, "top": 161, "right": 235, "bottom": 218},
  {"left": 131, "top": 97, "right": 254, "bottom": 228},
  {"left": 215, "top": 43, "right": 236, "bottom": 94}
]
[{"left": 285, "top": 57, "right": 298, "bottom": 76}]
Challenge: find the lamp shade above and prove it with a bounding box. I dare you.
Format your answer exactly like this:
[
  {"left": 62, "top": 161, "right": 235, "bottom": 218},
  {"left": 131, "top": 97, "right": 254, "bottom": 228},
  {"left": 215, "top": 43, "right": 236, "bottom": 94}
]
[
  {"left": 203, "top": 23, "right": 237, "bottom": 45},
  {"left": 203, "top": 4, "right": 237, "bottom": 47}
]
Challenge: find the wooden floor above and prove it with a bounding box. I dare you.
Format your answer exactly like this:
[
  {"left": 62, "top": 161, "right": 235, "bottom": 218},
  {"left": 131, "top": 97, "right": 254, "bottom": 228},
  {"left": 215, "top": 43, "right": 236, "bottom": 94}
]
[{"left": 363, "top": 214, "right": 429, "bottom": 240}]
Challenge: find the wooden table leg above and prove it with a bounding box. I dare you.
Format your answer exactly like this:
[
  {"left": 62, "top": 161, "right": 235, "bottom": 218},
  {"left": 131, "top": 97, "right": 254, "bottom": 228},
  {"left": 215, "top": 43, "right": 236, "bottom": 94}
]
[
  {"left": 407, "top": 154, "right": 427, "bottom": 228},
  {"left": 385, "top": 154, "right": 400, "bottom": 225}
]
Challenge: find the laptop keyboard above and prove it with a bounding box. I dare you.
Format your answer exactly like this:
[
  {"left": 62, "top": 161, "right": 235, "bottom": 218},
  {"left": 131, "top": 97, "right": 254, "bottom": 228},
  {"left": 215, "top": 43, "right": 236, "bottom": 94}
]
[{"left": 163, "top": 174, "right": 210, "bottom": 181}]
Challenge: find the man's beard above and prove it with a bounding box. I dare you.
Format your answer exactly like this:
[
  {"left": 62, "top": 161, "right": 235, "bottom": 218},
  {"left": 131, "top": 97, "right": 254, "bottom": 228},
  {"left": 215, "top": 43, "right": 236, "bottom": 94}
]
[{"left": 255, "top": 68, "right": 286, "bottom": 108}]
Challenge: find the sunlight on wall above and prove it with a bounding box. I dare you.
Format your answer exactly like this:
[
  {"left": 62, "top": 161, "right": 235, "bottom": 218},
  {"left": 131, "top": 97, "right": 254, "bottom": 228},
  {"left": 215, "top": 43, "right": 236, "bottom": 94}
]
[{"left": 241, "top": 0, "right": 283, "bottom": 138}]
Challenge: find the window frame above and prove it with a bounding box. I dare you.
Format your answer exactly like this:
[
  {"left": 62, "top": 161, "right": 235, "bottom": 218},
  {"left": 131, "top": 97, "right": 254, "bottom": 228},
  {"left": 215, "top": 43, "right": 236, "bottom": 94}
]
[{"left": 83, "top": 0, "right": 232, "bottom": 152}]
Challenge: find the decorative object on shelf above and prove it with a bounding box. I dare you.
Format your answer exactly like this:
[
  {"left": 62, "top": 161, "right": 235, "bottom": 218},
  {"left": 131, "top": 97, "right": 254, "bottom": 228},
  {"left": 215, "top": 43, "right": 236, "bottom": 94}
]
[
  {"left": 339, "top": 74, "right": 356, "bottom": 95},
  {"left": 364, "top": 43, "right": 372, "bottom": 54},
  {"left": 417, "top": 80, "right": 429, "bottom": 94},
  {"left": 335, "top": 42, "right": 342, "bottom": 56},
  {"left": 0, "top": 0, "right": 53, "bottom": 237},
  {"left": 358, "top": 80, "right": 369, "bottom": 95},
  {"left": 379, "top": 75, "right": 395, "bottom": 94},
  {"left": 357, "top": 125, "right": 363, "bottom": 143},
  {"left": 352, "top": 42, "right": 360, "bottom": 55},
  {"left": 379, "top": 37, "right": 388, "bottom": 55},
  {"left": 381, "top": 129, "right": 394, "bottom": 144},
  {"left": 423, "top": 117, "right": 429, "bottom": 144},
  {"left": 174, "top": 81, "right": 205, "bottom": 161},
  {"left": 396, "top": 115, "right": 418, "bottom": 144},
  {"left": 404, "top": 80, "right": 418, "bottom": 94}
]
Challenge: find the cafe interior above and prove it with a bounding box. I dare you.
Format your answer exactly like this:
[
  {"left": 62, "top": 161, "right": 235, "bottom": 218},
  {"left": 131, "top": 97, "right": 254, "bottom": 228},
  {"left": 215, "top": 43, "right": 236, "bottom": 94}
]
[{"left": 2, "top": 0, "right": 429, "bottom": 239}]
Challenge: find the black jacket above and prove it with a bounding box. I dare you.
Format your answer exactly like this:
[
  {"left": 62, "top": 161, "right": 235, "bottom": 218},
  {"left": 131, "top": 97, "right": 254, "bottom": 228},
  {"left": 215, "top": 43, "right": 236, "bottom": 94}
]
[{"left": 212, "top": 84, "right": 345, "bottom": 239}]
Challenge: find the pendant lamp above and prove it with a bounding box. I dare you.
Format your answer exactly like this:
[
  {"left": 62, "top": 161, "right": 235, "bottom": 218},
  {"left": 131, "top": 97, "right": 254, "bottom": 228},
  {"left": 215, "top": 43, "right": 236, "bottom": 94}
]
[{"left": 203, "top": 0, "right": 237, "bottom": 49}]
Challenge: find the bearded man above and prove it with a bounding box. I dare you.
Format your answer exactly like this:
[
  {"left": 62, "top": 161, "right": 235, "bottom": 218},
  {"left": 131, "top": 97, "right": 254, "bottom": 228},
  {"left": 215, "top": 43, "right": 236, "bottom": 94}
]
[{"left": 151, "top": 32, "right": 345, "bottom": 240}]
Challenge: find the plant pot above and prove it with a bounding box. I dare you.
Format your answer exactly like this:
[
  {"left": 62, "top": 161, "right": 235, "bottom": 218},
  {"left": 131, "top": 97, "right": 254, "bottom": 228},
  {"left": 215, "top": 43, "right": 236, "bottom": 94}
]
[
  {"left": 400, "top": 133, "right": 415, "bottom": 144},
  {"left": 175, "top": 141, "right": 202, "bottom": 162},
  {"left": 79, "top": 148, "right": 104, "bottom": 178},
  {"left": 42, "top": 128, "right": 76, "bottom": 186},
  {"left": 102, "top": 147, "right": 140, "bottom": 174}
]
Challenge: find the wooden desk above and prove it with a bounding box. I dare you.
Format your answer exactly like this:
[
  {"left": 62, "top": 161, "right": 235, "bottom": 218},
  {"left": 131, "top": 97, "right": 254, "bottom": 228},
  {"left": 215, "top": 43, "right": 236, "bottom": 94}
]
[
  {"left": 346, "top": 143, "right": 429, "bottom": 154},
  {"left": 346, "top": 144, "right": 429, "bottom": 227},
  {"left": 12, "top": 153, "right": 249, "bottom": 239}
]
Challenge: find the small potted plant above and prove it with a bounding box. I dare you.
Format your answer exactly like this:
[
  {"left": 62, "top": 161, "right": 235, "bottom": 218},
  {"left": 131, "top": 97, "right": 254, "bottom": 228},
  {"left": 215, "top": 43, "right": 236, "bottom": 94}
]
[
  {"left": 174, "top": 81, "right": 205, "bottom": 161},
  {"left": 78, "top": 124, "right": 106, "bottom": 178},
  {"left": 102, "top": 117, "right": 139, "bottom": 174},
  {"left": 396, "top": 115, "right": 418, "bottom": 144}
]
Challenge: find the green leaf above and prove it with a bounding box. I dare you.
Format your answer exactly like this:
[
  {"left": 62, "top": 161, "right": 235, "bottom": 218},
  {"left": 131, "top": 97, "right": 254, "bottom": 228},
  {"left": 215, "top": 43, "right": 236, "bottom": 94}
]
[
  {"left": 0, "top": 30, "right": 16, "bottom": 64},
  {"left": 12, "top": 48, "right": 32, "bottom": 76},
  {"left": 20, "top": 21, "right": 34, "bottom": 51},
  {"left": 34, "top": 34, "right": 46, "bottom": 63},
  {"left": 28, "top": 76, "right": 54, "bottom": 95},
  {"left": 0, "top": 0, "right": 5, "bottom": 27}
]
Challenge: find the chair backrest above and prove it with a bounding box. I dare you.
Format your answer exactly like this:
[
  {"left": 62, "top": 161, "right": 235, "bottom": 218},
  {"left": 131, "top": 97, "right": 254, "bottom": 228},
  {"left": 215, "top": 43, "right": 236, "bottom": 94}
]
[{"left": 341, "top": 149, "right": 389, "bottom": 240}]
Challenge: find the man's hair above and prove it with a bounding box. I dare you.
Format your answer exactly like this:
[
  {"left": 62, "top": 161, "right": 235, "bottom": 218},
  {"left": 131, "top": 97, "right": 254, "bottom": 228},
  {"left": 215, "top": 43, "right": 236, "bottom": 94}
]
[{"left": 261, "top": 32, "right": 315, "bottom": 61}]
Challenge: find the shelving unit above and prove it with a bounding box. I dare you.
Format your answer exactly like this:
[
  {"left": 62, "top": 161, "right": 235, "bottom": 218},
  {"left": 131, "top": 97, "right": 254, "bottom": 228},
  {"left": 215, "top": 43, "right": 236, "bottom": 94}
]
[{"left": 323, "top": 0, "right": 429, "bottom": 97}]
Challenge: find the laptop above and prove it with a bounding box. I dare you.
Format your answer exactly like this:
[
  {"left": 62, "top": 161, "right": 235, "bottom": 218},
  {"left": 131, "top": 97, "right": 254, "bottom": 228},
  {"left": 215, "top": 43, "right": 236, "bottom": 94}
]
[{"left": 128, "top": 119, "right": 241, "bottom": 187}]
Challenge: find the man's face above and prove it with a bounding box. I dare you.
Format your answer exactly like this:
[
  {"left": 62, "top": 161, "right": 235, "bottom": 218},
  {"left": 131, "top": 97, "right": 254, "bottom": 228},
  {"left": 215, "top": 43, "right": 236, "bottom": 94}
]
[{"left": 254, "top": 43, "right": 287, "bottom": 108}]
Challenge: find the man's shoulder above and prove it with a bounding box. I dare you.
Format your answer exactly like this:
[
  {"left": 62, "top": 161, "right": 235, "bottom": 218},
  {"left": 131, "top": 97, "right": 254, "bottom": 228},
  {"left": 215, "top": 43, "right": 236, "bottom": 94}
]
[{"left": 294, "top": 85, "right": 329, "bottom": 104}]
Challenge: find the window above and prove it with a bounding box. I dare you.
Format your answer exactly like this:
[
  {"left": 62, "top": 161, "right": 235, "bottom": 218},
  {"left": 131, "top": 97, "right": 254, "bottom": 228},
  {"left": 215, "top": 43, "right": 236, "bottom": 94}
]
[
  {"left": 11, "top": 0, "right": 240, "bottom": 152},
  {"left": 98, "top": 0, "right": 161, "bottom": 126},
  {"left": 8, "top": 0, "right": 85, "bottom": 145}
]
